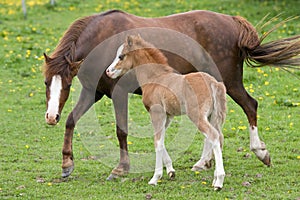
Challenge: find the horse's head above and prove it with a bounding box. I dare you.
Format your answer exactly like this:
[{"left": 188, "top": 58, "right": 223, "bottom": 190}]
[
  {"left": 106, "top": 35, "right": 146, "bottom": 79},
  {"left": 43, "top": 47, "right": 83, "bottom": 125}
]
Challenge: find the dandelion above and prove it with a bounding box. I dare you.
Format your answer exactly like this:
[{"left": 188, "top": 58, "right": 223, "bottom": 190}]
[
  {"left": 194, "top": 171, "right": 200, "bottom": 175},
  {"left": 265, "top": 127, "right": 270, "bottom": 131},
  {"left": 264, "top": 81, "right": 269, "bottom": 86},
  {"left": 238, "top": 126, "right": 247, "bottom": 130},
  {"left": 180, "top": 185, "right": 186, "bottom": 189},
  {"left": 47, "top": 182, "right": 52, "bottom": 186},
  {"left": 229, "top": 109, "right": 235, "bottom": 113},
  {"left": 127, "top": 141, "right": 133, "bottom": 145},
  {"left": 297, "top": 156, "right": 300, "bottom": 159},
  {"left": 201, "top": 181, "right": 207, "bottom": 185},
  {"left": 7, "top": 109, "right": 12, "bottom": 112},
  {"left": 231, "top": 127, "right": 236, "bottom": 131},
  {"left": 25, "top": 145, "right": 29, "bottom": 149},
  {"left": 29, "top": 92, "right": 34, "bottom": 97}
]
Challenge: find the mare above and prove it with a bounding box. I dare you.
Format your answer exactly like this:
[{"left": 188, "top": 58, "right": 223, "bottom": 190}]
[
  {"left": 43, "top": 10, "right": 300, "bottom": 179},
  {"left": 106, "top": 35, "right": 227, "bottom": 190}
]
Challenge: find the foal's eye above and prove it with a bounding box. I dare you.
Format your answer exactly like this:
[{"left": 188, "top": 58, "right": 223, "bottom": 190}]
[
  {"left": 44, "top": 81, "right": 48, "bottom": 86},
  {"left": 119, "top": 54, "right": 125, "bottom": 60}
]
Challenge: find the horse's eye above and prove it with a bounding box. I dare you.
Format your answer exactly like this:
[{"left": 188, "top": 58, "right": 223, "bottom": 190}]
[
  {"left": 119, "top": 54, "right": 125, "bottom": 60},
  {"left": 44, "top": 81, "right": 48, "bottom": 86}
]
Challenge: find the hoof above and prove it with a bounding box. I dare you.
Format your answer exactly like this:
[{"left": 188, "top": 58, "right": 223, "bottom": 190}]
[
  {"left": 261, "top": 151, "right": 271, "bottom": 167},
  {"left": 62, "top": 165, "right": 74, "bottom": 178},
  {"left": 106, "top": 173, "right": 119, "bottom": 181},
  {"left": 168, "top": 171, "right": 175, "bottom": 180},
  {"left": 214, "top": 186, "right": 222, "bottom": 191}
]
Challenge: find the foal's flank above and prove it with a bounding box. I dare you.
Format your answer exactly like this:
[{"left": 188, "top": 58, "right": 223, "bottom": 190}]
[{"left": 106, "top": 35, "right": 227, "bottom": 190}]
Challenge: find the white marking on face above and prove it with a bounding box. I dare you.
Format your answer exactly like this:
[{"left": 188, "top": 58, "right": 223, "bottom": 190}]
[
  {"left": 106, "top": 44, "right": 124, "bottom": 79},
  {"left": 46, "top": 75, "right": 62, "bottom": 120}
]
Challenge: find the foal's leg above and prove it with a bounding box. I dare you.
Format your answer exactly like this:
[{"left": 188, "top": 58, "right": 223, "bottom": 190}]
[
  {"left": 191, "top": 138, "right": 214, "bottom": 171},
  {"left": 162, "top": 116, "right": 175, "bottom": 179},
  {"left": 148, "top": 104, "right": 168, "bottom": 185},
  {"left": 193, "top": 116, "right": 225, "bottom": 190},
  {"left": 227, "top": 83, "right": 271, "bottom": 166},
  {"left": 62, "top": 89, "right": 98, "bottom": 177}
]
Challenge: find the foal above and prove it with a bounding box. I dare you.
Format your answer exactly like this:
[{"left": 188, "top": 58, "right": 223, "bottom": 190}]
[{"left": 106, "top": 35, "right": 227, "bottom": 190}]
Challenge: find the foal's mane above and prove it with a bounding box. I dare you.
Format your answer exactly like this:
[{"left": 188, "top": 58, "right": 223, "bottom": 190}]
[
  {"left": 132, "top": 36, "right": 172, "bottom": 72},
  {"left": 43, "top": 10, "right": 125, "bottom": 78}
]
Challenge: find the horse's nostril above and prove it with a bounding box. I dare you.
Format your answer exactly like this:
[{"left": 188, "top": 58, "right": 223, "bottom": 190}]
[
  {"left": 46, "top": 113, "right": 49, "bottom": 119},
  {"left": 56, "top": 114, "right": 60, "bottom": 122}
]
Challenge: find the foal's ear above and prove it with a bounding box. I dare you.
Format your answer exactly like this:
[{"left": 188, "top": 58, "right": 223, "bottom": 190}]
[
  {"left": 43, "top": 53, "right": 52, "bottom": 63},
  {"left": 127, "top": 35, "right": 134, "bottom": 47},
  {"left": 70, "top": 59, "right": 84, "bottom": 77}
]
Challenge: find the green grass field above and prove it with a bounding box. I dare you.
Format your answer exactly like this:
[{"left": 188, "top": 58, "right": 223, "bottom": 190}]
[{"left": 0, "top": 0, "right": 300, "bottom": 199}]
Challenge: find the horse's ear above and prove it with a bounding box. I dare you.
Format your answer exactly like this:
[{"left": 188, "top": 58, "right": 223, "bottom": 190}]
[
  {"left": 70, "top": 59, "right": 84, "bottom": 77},
  {"left": 127, "top": 35, "right": 134, "bottom": 47},
  {"left": 43, "top": 53, "right": 52, "bottom": 63}
]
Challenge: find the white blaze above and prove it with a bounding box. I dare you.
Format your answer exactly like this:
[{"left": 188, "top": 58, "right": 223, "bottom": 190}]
[
  {"left": 46, "top": 75, "right": 62, "bottom": 119},
  {"left": 106, "top": 44, "right": 124, "bottom": 79}
]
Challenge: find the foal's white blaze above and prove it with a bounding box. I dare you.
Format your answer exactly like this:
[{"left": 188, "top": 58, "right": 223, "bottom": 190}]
[
  {"left": 106, "top": 44, "right": 124, "bottom": 79},
  {"left": 45, "top": 75, "right": 62, "bottom": 124}
]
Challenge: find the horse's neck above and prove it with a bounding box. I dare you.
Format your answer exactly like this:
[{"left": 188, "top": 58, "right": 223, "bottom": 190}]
[{"left": 134, "top": 63, "right": 173, "bottom": 88}]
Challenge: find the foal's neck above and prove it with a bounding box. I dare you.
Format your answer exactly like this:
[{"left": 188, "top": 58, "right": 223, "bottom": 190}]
[{"left": 133, "top": 48, "right": 173, "bottom": 86}]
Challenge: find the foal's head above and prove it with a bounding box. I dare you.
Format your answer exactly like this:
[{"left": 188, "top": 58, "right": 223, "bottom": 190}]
[
  {"left": 43, "top": 43, "right": 83, "bottom": 125},
  {"left": 106, "top": 35, "right": 167, "bottom": 79}
]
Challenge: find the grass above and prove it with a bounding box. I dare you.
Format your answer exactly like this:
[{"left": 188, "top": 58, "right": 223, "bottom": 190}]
[{"left": 0, "top": 0, "right": 300, "bottom": 199}]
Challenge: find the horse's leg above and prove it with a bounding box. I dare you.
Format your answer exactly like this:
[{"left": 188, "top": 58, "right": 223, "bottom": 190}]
[
  {"left": 191, "top": 138, "right": 214, "bottom": 171},
  {"left": 106, "top": 88, "right": 130, "bottom": 180},
  {"left": 227, "top": 83, "right": 271, "bottom": 166},
  {"left": 162, "top": 116, "right": 175, "bottom": 180},
  {"left": 148, "top": 104, "right": 167, "bottom": 185},
  {"left": 195, "top": 117, "right": 225, "bottom": 190},
  {"left": 62, "top": 89, "right": 100, "bottom": 178}
]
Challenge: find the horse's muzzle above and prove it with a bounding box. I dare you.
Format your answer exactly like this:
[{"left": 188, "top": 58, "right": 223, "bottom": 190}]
[{"left": 45, "top": 112, "right": 60, "bottom": 125}]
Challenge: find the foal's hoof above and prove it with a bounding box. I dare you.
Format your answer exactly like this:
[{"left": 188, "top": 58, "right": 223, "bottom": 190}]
[
  {"left": 261, "top": 151, "right": 271, "bottom": 167},
  {"left": 62, "top": 165, "right": 74, "bottom": 178},
  {"left": 106, "top": 173, "right": 119, "bottom": 181},
  {"left": 168, "top": 171, "right": 176, "bottom": 180},
  {"left": 214, "top": 186, "right": 222, "bottom": 191}
]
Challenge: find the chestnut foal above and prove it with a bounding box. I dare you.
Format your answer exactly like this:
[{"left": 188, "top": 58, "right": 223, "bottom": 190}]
[{"left": 106, "top": 35, "right": 227, "bottom": 190}]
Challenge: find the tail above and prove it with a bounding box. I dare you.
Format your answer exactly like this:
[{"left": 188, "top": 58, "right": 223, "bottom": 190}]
[
  {"left": 233, "top": 16, "right": 300, "bottom": 68},
  {"left": 209, "top": 81, "right": 227, "bottom": 135}
]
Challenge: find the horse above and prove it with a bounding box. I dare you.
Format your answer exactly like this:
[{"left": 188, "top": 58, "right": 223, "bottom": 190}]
[
  {"left": 106, "top": 35, "right": 227, "bottom": 190},
  {"left": 42, "top": 10, "right": 300, "bottom": 179}
]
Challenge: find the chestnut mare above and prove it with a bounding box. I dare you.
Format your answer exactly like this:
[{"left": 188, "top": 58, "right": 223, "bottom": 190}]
[
  {"left": 43, "top": 10, "right": 300, "bottom": 179},
  {"left": 106, "top": 35, "right": 227, "bottom": 190}
]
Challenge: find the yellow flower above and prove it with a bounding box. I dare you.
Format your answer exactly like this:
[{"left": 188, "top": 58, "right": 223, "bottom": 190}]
[
  {"left": 238, "top": 126, "right": 247, "bottom": 130},
  {"left": 127, "top": 141, "right": 133, "bottom": 145},
  {"left": 25, "top": 145, "right": 29, "bottom": 149},
  {"left": 264, "top": 81, "right": 269, "bottom": 86},
  {"left": 297, "top": 156, "right": 300, "bottom": 159}
]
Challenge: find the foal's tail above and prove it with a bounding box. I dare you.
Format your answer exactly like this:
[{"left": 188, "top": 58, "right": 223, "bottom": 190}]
[
  {"left": 233, "top": 16, "right": 300, "bottom": 68},
  {"left": 210, "top": 81, "right": 227, "bottom": 135}
]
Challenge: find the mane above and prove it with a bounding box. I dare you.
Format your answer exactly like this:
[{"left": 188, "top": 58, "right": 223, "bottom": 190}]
[
  {"left": 43, "top": 10, "right": 125, "bottom": 78},
  {"left": 134, "top": 37, "right": 172, "bottom": 72}
]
